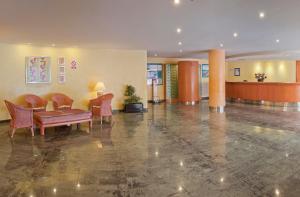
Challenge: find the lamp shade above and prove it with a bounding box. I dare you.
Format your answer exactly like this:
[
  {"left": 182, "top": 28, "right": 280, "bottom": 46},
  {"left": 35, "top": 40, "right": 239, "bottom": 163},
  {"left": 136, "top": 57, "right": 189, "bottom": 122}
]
[{"left": 94, "top": 82, "right": 106, "bottom": 92}]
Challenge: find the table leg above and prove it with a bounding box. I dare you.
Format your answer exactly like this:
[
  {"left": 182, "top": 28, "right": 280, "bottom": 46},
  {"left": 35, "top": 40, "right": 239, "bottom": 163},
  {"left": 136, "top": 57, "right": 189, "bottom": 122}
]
[
  {"left": 40, "top": 126, "right": 45, "bottom": 136},
  {"left": 89, "top": 121, "right": 93, "bottom": 132}
]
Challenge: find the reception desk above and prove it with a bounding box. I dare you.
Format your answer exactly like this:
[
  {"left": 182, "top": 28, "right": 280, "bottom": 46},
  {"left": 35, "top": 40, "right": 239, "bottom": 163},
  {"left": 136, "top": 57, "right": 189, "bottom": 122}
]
[{"left": 226, "top": 82, "right": 300, "bottom": 103}]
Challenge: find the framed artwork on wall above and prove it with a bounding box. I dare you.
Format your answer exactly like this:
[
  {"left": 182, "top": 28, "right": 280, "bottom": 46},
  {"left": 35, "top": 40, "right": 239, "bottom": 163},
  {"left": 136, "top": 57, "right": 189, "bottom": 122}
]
[
  {"left": 202, "top": 64, "right": 209, "bottom": 78},
  {"left": 147, "top": 64, "right": 163, "bottom": 85},
  {"left": 58, "top": 57, "right": 66, "bottom": 84},
  {"left": 234, "top": 68, "right": 240, "bottom": 76},
  {"left": 26, "top": 57, "right": 51, "bottom": 84}
]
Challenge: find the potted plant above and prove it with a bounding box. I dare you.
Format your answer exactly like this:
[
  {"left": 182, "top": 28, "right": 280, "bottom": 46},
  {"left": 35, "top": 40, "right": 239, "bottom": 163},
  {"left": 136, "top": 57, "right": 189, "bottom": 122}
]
[{"left": 124, "top": 85, "right": 144, "bottom": 113}]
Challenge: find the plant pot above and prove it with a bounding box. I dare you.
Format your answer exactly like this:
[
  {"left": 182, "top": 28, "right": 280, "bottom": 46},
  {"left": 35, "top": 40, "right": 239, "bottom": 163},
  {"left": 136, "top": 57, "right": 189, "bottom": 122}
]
[{"left": 124, "top": 103, "right": 144, "bottom": 113}]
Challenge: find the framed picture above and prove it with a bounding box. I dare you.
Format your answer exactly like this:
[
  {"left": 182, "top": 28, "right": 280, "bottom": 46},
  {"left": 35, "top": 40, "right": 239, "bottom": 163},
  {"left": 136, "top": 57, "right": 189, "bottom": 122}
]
[
  {"left": 58, "top": 57, "right": 65, "bottom": 65},
  {"left": 234, "top": 68, "right": 240, "bottom": 76},
  {"left": 26, "top": 57, "right": 51, "bottom": 84},
  {"left": 202, "top": 64, "right": 209, "bottom": 78}
]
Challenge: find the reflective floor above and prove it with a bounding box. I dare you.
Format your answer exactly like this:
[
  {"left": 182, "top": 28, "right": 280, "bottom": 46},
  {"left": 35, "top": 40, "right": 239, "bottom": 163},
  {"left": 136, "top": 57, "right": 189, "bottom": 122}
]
[{"left": 1, "top": 102, "right": 300, "bottom": 196}]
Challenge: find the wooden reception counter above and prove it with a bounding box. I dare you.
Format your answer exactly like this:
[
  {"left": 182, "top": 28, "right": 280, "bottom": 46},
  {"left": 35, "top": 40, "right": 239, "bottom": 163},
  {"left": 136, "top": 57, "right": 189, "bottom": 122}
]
[{"left": 226, "top": 82, "right": 300, "bottom": 103}]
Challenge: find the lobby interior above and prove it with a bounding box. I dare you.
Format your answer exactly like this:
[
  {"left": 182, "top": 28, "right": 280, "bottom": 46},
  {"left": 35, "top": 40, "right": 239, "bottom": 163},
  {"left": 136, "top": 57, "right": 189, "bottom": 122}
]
[{"left": 1, "top": 0, "right": 300, "bottom": 196}]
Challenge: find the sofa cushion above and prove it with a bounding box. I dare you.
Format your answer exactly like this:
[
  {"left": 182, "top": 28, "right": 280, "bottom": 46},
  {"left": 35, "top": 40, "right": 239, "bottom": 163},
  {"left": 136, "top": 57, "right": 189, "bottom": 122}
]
[{"left": 34, "top": 109, "right": 91, "bottom": 125}]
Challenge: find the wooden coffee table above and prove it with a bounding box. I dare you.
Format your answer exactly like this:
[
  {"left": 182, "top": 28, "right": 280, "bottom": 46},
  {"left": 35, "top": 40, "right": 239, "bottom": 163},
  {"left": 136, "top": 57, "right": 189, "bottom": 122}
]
[{"left": 34, "top": 109, "right": 92, "bottom": 136}]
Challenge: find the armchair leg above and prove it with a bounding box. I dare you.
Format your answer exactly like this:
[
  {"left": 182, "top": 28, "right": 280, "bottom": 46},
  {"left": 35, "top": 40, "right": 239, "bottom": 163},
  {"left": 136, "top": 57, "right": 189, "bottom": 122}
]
[
  {"left": 109, "top": 116, "right": 113, "bottom": 126},
  {"left": 11, "top": 128, "right": 16, "bottom": 138},
  {"left": 30, "top": 127, "right": 35, "bottom": 137}
]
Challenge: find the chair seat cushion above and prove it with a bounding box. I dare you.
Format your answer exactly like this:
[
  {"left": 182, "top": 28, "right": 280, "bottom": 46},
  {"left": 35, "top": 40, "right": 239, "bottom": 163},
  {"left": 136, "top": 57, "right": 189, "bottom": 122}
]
[{"left": 34, "top": 109, "right": 91, "bottom": 125}]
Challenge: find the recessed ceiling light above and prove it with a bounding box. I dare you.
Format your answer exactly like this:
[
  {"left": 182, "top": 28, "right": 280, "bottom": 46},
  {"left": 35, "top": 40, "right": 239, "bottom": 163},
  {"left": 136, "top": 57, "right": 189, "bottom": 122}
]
[
  {"left": 178, "top": 186, "right": 183, "bottom": 192},
  {"left": 276, "top": 39, "right": 280, "bottom": 43},
  {"left": 51, "top": 44, "right": 56, "bottom": 47},
  {"left": 220, "top": 43, "right": 224, "bottom": 47},
  {"left": 154, "top": 53, "right": 158, "bottom": 57},
  {"left": 220, "top": 177, "right": 224, "bottom": 183},
  {"left": 174, "top": 0, "right": 180, "bottom": 5},
  {"left": 178, "top": 42, "right": 182, "bottom": 45},
  {"left": 233, "top": 33, "right": 238, "bottom": 38},
  {"left": 176, "top": 28, "right": 182, "bottom": 34},
  {"left": 179, "top": 49, "right": 183, "bottom": 53},
  {"left": 259, "top": 12, "right": 265, "bottom": 19}
]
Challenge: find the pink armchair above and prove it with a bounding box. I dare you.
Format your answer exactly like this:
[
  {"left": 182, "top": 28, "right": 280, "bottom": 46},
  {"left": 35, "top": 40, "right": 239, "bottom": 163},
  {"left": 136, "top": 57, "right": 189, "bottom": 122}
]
[
  {"left": 51, "top": 93, "right": 74, "bottom": 111},
  {"left": 24, "top": 94, "right": 48, "bottom": 112},
  {"left": 89, "top": 93, "right": 114, "bottom": 124},
  {"left": 4, "top": 100, "right": 34, "bottom": 137}
]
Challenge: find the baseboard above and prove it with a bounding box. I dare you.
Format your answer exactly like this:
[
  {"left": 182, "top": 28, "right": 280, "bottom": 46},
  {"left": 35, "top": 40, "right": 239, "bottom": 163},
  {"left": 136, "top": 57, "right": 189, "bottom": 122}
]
[
  {"left": 148, "top": 100, "right": 165, "bottom": 103},
  {"left": 112, "top": 108, "right": 148, "bottom": 113}
]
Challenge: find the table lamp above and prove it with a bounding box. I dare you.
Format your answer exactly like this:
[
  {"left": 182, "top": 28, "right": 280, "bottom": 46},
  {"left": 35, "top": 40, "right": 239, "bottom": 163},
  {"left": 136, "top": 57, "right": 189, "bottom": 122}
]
[{"left": 94, "top": 82, "right": 106, "bottom": 97}]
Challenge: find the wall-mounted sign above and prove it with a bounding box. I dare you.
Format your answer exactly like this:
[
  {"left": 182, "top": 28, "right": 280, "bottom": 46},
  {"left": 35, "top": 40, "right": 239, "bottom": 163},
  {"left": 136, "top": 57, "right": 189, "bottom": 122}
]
[
  {"left": 201, "top": 64, "right": 209, "bottom": 78},
  {"left": 147, "top": 64, "right": 163, "bottom": 85}
]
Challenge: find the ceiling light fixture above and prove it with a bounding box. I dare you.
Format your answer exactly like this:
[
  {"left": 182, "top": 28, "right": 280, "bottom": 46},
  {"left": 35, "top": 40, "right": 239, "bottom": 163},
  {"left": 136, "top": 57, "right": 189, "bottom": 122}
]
[
  {"left": 220, "top": 43, "right": 224, "bottom": 47},
  {"left": 178, "top": 42, "right": 182, "bottom": 46},
  {"left": 233, "top": 33, "right": 238, "bottom": 38},
  {"left": 276, "top": 39, "right": 280, "bottom": 43},
  {"left": 179, "top": 49, "right": 183, "bottom": 53},
  {"left": 174, "top": 0, "right": 180, "bottom": 5},
  {"left": 176, "top": 28, "right": 182, "bottom": 34},
  {"left": 259, "top": 12, "right": 265, "bottom": 19},
  {"left": 154, "top": 53, "right": 158, "bottom": 57},
  {"left": 51, "top": 44, "right": 56, "bottom": 47}
]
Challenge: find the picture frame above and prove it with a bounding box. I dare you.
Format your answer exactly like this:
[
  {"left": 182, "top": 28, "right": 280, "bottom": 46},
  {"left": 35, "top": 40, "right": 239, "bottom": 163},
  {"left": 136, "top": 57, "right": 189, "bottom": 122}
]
[
  {"left": 202, "top": 64, "right": 209, "bottom": 78},
  {"left": 25, "top": 57, "right": 51, "bottom": 84},
  {"left": 234, "top": 68, "right": 240, "bottom": 76}
]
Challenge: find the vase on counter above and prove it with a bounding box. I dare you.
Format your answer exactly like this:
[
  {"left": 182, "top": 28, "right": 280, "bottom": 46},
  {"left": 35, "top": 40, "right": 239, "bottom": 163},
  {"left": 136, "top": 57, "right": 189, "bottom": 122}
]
[{"left": 255, "top": 73, "right": 267, "bottom": 82}]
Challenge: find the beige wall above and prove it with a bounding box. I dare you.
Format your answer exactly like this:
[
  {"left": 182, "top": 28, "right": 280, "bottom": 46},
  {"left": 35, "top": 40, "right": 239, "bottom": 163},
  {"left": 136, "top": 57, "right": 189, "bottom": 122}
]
[
  {"left": 0, "top": 43, "right": 147, "bottom": 121},
  {"left": 147, "top": 57, "right": 208, "bottom": 100},
  {"left": 226, "top": 60, "right": 296, "bottom": 82}
]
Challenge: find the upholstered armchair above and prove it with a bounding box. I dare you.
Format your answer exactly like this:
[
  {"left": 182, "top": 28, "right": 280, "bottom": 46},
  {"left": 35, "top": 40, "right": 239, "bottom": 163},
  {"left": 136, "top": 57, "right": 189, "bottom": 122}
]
[
  {"left": 4, "top": 100, "right": 34, "bottom": 137},
  {"left": 89, "top": 93, "right": 114, "bottom": 124},
  {"left": 24, "top": 94, "right": 48, "bottom": 112},
  {"left": 51, "top": 93, "right": 74, "bottom": 110}
]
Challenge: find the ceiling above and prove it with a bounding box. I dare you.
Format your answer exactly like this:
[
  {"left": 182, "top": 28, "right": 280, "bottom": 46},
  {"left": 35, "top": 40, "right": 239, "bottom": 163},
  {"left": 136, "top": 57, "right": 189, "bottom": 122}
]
[{"left": 1, "top": 0, "right": 300, "bottom": 59}]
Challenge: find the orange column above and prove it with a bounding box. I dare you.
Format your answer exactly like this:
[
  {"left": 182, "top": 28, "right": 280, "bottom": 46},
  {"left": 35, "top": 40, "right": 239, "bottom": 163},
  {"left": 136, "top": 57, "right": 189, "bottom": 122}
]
[
  {"left": 178, "top": 61, "right": 199, "bottom": 104},
  {"left": 296, "top": 61, "right": 300, "bottom": 82},
  {"left": 209, "top": 49, "right": 225, "bottom": 112}
]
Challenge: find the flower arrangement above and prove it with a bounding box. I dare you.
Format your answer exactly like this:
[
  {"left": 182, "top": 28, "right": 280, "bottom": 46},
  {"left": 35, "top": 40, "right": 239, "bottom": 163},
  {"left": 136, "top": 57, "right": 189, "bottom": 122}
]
[{"left": 255, "top": 73, "right": 267, "bottom": 82}]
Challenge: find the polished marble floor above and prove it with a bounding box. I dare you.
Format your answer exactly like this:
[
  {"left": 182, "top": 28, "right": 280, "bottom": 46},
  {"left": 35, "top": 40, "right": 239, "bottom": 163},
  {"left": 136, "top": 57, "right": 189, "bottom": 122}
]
[{"left": 1, "top": 102, "right": 300, "bottom": 197}]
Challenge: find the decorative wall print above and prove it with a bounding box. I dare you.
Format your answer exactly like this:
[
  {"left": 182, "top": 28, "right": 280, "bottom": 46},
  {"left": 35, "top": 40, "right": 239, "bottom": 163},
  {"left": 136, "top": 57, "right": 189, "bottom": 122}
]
[
  {"left": 70, "top": 59, "right": 78, "bottom": 70},
  {"left": 147, "top": 64, "right": 163, "bottom": 85},
  {"left": 234, "top": 68, "right": 240, "bottom": 76},
  {"left": 58, "top": 57, "right": 65, "bottom": 65},
  {"left": 58, "top": 57, "right": 66, "bottom": 83},
  {"left": 201, "top": 64, "right": 209, "bottom": 78},
  {"left": 26, "top": 57, "right": 51, "bottom": 84}
]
